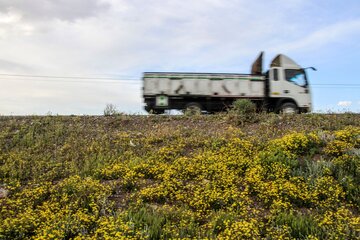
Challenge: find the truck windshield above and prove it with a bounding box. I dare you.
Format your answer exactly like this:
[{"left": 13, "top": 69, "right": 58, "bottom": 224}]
[{"left": 285, "top": 69, "right": 307, "bottom": 87}]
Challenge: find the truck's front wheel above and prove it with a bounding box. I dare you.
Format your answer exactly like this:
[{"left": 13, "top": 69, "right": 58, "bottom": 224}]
[
  {"left": 279, "top": 102, "right": 298, "bottom": 114},
  {"left": 184, "top": 103, "right": 202, "bottom": 115}
]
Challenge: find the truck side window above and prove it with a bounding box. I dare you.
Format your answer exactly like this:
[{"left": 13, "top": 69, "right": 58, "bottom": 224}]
[
  {"left": 273, "top": 69, "right": 278, "bottom": 81},
  {"left": 285, "top": 69, "right": 306, "bottom": 87}
]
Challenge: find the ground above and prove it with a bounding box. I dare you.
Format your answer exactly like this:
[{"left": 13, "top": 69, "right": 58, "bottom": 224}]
[{"left": 0, "top": 113, "right": 359, "bottom": 239}]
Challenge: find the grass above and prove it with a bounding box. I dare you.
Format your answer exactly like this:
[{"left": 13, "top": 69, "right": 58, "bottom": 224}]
[{"left": 0, "top": 113, "right": 359, "bottom": 239}]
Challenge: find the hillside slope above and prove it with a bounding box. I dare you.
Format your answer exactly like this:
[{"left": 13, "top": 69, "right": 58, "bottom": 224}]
[{"left": 0, "top": 114, "right": 359, "bottom": 239}]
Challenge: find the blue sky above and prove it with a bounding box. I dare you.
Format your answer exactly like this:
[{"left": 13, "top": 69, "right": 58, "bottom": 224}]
[{"left": 0, "top": 0, "right": 359, "bottom": 114}]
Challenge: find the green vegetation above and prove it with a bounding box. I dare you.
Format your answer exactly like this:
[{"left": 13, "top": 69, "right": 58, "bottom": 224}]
[
  {"left": 104, "top": 104, "right": 123, "bottom": 116},
  {"left": 229, "top": 99, "right": 257, "bottom": 115},
  {"left": 228, "top": 99, "right": 258, "bottom": 125},
  {"left": 0, "top": 113, "right": 359, "bottom": 239}
]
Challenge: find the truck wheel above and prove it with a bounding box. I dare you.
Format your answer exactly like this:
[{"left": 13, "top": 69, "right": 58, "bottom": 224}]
[
  {"left": 279, "top": 102, "right": 298, "bottom": 114},
  {"left": 150, "top": 109, "right": 165, "bottom": 114},
  {"left": 184, "top": 103, "right": 202, "bottom": 115}
]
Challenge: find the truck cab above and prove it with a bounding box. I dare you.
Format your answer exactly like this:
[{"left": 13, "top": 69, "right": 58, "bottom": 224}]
[{"left": 268, "top": 54, "right": 312, "bottom": 113}]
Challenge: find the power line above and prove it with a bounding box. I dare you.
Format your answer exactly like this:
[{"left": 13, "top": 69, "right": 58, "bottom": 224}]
[
  {"left": 0, "top": 73, "right": 359, "bottom": 87},
  {"left": 312, "top": 84, "right": 360, "bottom": 86},
  {"left": 0, "top": 73, "right": 139, "bottom": 80},
  {"left": 0, "top": 78, "right": 141, "bottom": 84},
  {"left": 312, "top": 87, "right": 360, "bottom": 89},
  {"left": 1, "top": 79, "right": 358, "bottom": 88}
]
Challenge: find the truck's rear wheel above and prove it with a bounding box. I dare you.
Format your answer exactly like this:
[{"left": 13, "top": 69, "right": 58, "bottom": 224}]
[
  {"left": 279, "top": 102, "right": 298, "bottom": 114},
  {"left": 150, "top": 109, "right": 165, "bottom": 114},
  {"left": 184, "top": 103, "right": 202, "bottom": 115}
]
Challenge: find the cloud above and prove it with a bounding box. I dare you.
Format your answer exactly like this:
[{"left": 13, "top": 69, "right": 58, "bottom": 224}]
[
  {"left": 337, "top": 101, "right": 352, "bottom": 107},
  {"left": 0, "top": 0, "right": 317, "bottom": 74},
  {"left": 0, "top": 78, "right": 142, "bottom": 115},
  {"left": 0, "top": 0, "right": 110, "bottom": 40},
  {"left": 270, "top": 19, "right": 360, "bottom": 54},
  {"left": 0, "top": 59, "right": 33, "bottom": 72},
  {"left": 0, "top": 11, "right": 34, "bottom": 38},
  {"left": 0, "top": 0, "right": 110, "bottom": 21}
]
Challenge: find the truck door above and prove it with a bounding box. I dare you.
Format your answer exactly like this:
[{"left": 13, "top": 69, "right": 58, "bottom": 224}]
[
  {"left": 283, "top": 69, "right": 311, "bottom": 109},
  {"left": 270, "top": 68, "right": 311, "bottom": 109},
  {"left": 269, "top": 67, "right": 284, "bottom": 97}
]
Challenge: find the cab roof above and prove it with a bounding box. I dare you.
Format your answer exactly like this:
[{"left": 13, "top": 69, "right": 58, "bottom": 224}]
[{"left": 270, "top": 54, "right": 302, "bottom": 69}]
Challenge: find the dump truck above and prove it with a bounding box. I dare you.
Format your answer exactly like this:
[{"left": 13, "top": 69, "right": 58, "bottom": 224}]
[{"left": 143, "top": 52, "right": 315, "bottom": 114}]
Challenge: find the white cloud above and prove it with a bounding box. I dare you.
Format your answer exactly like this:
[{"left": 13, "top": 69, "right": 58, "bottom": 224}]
[
  {"left": 0, "top": 11, "right": 34, "bottom": 38},
  {"left": 0, "top": 0, "right": 110, "bottom": 21},
  {"left": 0, "top": 78, "right": 142, "bottom": 115},
  {"left": 0, "top": 0, "right": 316, "bottom": 74},
  {"left": 337, "top": 101, "right": 352, "bottom": 107},
  {"left": 270, "top": 19, "right": 360, "bottom": 54},
  {"left": 0, "top": 11, "right": 21, "bottom": 23}
]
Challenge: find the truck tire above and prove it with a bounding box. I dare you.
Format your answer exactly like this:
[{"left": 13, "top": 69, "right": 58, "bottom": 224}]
[
  {"left": 151, "top": 109, "right": 165, "bottom": 114},
  {"left": 279, "top": 102, "right": 298, "bottom": 114},
  {"left": 184, "top": 102, "right": 202, "bottom": 115}
]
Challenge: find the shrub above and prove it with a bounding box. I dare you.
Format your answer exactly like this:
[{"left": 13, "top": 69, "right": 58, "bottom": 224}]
[
  {"left": 103, "top": 103, "right": 123, "bottom": 116},
  {"left": 228, "top": 99, "right": 257, "bottom": 125},
  {"left": 230, "top": 99, "right": 256, "bottom": 115},
  {"left": 273, "top": 211, "right": 321, "bottom": 239},
  {"left": 125, "top": 205, "right": 169, "bottom": 239}
]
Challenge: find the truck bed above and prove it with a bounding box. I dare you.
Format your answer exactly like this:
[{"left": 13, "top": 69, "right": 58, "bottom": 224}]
[{"left": 143, "top": 72, "right": 266, "bottom": 98}]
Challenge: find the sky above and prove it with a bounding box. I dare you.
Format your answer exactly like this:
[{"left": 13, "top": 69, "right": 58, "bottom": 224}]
[{"left": 0, "top": 0, "right": 359, "bottom": 115}]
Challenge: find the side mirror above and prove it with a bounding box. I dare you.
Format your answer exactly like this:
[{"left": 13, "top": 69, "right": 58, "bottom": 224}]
[{"left": 304, "top": 67, "right": 317, "bottom": 71}]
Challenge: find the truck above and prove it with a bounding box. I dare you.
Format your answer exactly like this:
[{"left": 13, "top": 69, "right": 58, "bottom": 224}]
[{"left": 143, "top": 52, "right": 315, "bottom": 114}]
